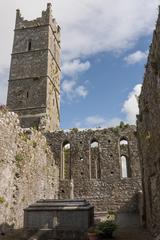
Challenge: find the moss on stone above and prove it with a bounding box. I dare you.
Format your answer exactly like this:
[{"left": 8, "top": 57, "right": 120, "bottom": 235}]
[
  {"left": 32, "top": 140, "right": 37, "bottom": 148},
  {"left": 0, "top": 196, "right": 5, "bottom": 204},
  {"left": 15, "top": 153, "right": 24, "bottom": 163}
]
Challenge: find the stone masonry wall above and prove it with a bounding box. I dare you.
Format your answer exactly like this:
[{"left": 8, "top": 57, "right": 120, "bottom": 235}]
[
  {"left": 137, "top": 8, "right": 160, "bottom": 239},
  {"left": 0, "top": 107, "right": 59, "bottom": 229},
  {"left": 46, "top": 124, "right": 141, "bottom": 213}
]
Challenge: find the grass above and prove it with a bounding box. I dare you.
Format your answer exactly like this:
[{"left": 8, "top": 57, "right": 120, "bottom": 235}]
[
  {"left": 19, "top": 132, "right": 29, "bottom": 142},
  {"left": 15, "top": 154, "right": 24, "bottom": 166}
]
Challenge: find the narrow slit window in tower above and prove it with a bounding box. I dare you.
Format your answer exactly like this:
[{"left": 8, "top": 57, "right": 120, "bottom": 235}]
[{"left": 28, "top": 40, "right": 32, "bottom": 51}]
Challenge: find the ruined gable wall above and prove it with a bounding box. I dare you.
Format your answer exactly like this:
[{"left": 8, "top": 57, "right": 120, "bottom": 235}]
[
  {"left": 137, "top": 11, "right": 160, "bottom": 238},
  {"left": 0, "top": 107, "right": 59, "bottom": 229},
  {"left": 46, "top": 125, "right": 141, "bottom": 212}
]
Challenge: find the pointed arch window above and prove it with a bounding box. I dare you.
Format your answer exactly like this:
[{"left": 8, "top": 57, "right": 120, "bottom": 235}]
[
  {"left": 119, "top": 137, "right": 131, "bottom": 178},
  {"left": 90, "top": 139, "right": 100, "bottom": 179},
  {"left": 120, "top": 138, "right": 128, "bottom": 145},
  {"left": 61, "top": 141, "right": 71, "bottom": 179},
  {"left": 120, "top": 155, "right": 130, "bottom": 178}
]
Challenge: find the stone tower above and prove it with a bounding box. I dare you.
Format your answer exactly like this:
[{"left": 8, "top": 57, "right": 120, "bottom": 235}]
[{"left": 7, "top": 3, "right": 61, "bottom": 131}]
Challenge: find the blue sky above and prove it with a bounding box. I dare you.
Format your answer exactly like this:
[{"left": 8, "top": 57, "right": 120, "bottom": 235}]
[
  {"left": 0, "top": 0, "right": 159, "bottom": 129},
  {"left": 61, "top": 35, "right": 152, "bottom": 129}
]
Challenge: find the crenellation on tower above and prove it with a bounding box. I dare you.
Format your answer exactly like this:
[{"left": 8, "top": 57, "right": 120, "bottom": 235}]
[
  {"left": 15, "top": 6, "right": 51, "bottom": 29},
  {"left": 7, "top": 3, "right": 61, "bottom": 131},
  {"left": 15, "top": 9, "right": 22, "bottom": 25}
]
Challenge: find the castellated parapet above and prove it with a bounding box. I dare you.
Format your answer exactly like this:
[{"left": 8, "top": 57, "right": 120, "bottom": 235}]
[{"left": 7, "top": 3, "right": 61, "bottom": 132}]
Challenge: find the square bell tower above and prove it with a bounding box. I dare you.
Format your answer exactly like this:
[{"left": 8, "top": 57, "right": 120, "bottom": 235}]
[{"left": 7, "top": 3, "right": 61, "bottom": 131}]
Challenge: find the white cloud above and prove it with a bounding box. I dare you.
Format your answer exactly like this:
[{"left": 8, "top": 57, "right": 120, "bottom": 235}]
[
  {"left": 61, "top": 59, "right": 90, "bottom": 100},
  {"left": 0, "top": 1, "right": 158, "bottom": 67},
  {"left": 74, "top": 83, "right": 143, "bottom": 128},
  {"left": 122, "top": 84, "right": 142, "bottom": 124},
  {"left": 86, "top": 116, "right": 106, "bottom": 126},
  {"left": 75, "top": 86, "right": 88, "bottom": 98},
  {"left": 104, "top": 118, "right": 123, "bottom": 128},
  {"left": 124, "top": 50, "right": 148, "bottom": 64},
  {"left": 84, "top": 115, "right": 121, "bottom": 128},
  {"left": 54, "top": 0, "right": 158, "bottom": 61},
  {"left": 62, "top": 59, "right": 90, "bottom": 77},
  {"left": 61, "top": 80, "right": 88, "bottom": 99},
  {"left": 61, "top": 80, "right": 76, "bottom": 94}
]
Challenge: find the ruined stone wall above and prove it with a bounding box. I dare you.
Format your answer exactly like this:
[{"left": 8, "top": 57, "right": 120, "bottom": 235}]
[
  {"left": 0, "top": 107, "right": 59, "bottom": 229},
  {"left": 137, "top": 8, "right": 160, "bottom": 239},
  {"left": 46, "top": 125, "right": 141, "bottom": 213}
]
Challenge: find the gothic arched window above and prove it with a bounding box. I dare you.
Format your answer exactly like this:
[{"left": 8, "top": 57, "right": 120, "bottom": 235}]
[
  {"left": 119, "top": 137, "right": 131, "bottom": 178},
  {"left": 90, "top": 140, "right": 100, "bottom": 179},
  {"left": 61, "top": 141, "right": 71, "bottom": 179},
  {"left": 120, "top": 155, "right": 130, "bottom": 178}
]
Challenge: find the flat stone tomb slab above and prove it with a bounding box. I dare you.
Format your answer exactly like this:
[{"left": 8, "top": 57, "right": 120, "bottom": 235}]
[{"left": 24, "top": 199, "right": 94, "bottom": 231}]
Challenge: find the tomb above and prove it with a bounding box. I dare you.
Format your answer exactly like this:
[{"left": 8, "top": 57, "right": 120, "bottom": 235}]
[{"left": 24, "top": 199, "right": 94, "bottom": 240}]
